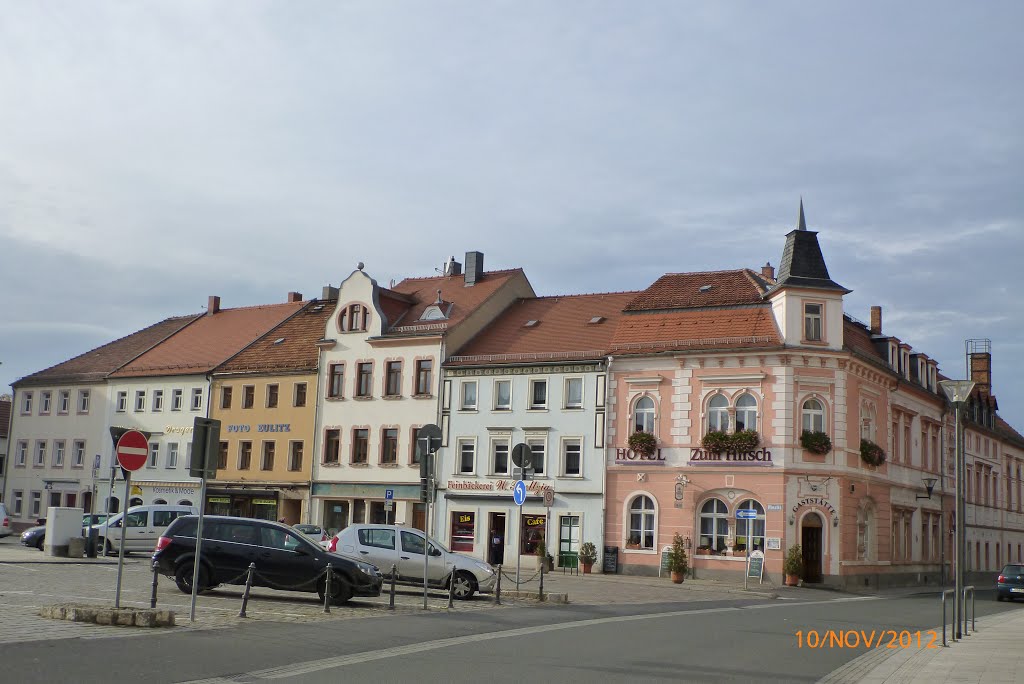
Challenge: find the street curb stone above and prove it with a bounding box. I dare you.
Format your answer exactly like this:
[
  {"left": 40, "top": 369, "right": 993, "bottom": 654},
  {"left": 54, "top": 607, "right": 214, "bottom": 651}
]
[{"left": 39, "top": 603, "right": 175, "bottom": 628}]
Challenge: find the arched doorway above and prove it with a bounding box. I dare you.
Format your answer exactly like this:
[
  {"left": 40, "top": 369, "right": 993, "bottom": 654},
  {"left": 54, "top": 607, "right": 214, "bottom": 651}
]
[{"left": 801, "top": 513, "right": 824, "bottom": 583}]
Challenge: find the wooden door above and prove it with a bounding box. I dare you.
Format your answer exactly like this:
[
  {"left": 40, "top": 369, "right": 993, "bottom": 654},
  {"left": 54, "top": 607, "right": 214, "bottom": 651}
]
[{"left": 801, "top": 515, "right": 824, "bottom": 583}]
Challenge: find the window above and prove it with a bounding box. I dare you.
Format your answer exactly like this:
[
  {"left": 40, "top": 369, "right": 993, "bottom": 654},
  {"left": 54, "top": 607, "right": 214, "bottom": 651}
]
[
  {"left": 34, "top": 441, "right": 46, "bottom": 467},
  {"left": 221, "top": 386, "right": 233, "bottom": 409},
  {"left": 460, "top": 381, "right": 477, "bottom": 410},
  {"left": 385, "top": 362, "right": 402, "bottom": 397},
  {"left": 356, "top": 363, "right": 373, "bottom": 397},
  {"left": 735, "top": 393, "right": 757, "bottom": 432},
  {"left": 54, "top": 440, "right": 65, "bottom": 467},
  {"left": 171, "top": 389, "right": 183, "bottom": 411},
  {"left": 238, "top": 441, "right": 253, "bottom": 470},
  {"left": 40, "top": 391, "right": 52, "bottom": 414},
  {"left": 135, "top": 390, "right": 146, "bottom": 412},
  {"left": 242, "top": 385, "right": 255, "bottom": 409},
  {"left": 708, "top": 395, "right": 729, "bottom": 432},
  {"left": 72, "top": 440, "right": 85, "bottom": 467},
  {"left": 16, "top": 441, "right": 27, "bottom": 467},
  {"left": 529, "top": 379, "right": 548, "bottom": 409},
  {"left": 13, "top": 491, "right": 23, "bottom": 515},
  {"left": 564, "top": 377, "right": 583, "bottom": 409},
  {"left": 804, "top": 302, "right": 823, "bottom": 341},
  {"left": 148, "top": 442, "right": 159, "bottom": 468},
  {"left": 324, "top": 430, "right": 340, "bottom": 464},
  {"left": 293, "top": 382, "right": 307, "bottom": 407},
  {"left": 634, "top": 396, "right": 655, "bottom": 433},
  {"left": 494, "top": 380, "right": 511, "bottom": 411},
  {"left": 457, "top": 440, "right": 475, "bottom": 474},
  {"left": 410, "top": 427, "right": 423, "bottom": 464},
  {"left": 288, "top": 441, "right": 303, "bottom": 471},
  {"left": 699, "top": 498, "right": 729, "bottom": 554},
  {"left": 450, "top": 512, "right": 475, "bottom": 552},
  {"left": 735, "top": 499, "right": 765, "bottom": 555},
  {"left": 492, "top": 439, "right": 510, "bottom": 475},
  {"left": 191, "top": 388, "right": 203, "bottom": 410},
  {"left": 116, "top": 391, "right": 127, "bottom": 412},
  {"left": 31, "top": 491, "right": 41, "bottom": 517},
  {"left": 627, "top": 496, "right": 655, "bottom": 550},
  {"left": 217, "top": 441, "right": 228, "bottom": 470},
  {"left": 261, "top": 442, "right": 275, "bottom": 470},
  {"left": 358, "top": 527, "right": 396, "bottom": 550},
  {"left": 152, "top": 389, "right": 164, "bottom": 412},
  {"left": 340, "top": 303, "right": 368, "bottom": 332},
  {"left": 802, "top": 398, "right": 825, "bottom": 433},
  {"left": 352, "top": 429, "right": 369, "bottom": 464},
  {"left": 59, "top": 390, "right": 70, "bottom": 413},
  {"left": 186, "top": 443, "right": 193, "bottom": 470},
  {"left": 415, "top": 359, "right": 433, "bottom": 395},
  {"left": 381, "top": 428, "right": 398, "bottom": 464},
  {"left": 266, "top": 384, "right": 279, "bottom": 408},
  {"left": 21, "top": 391, "right": 33, "bottom": 414},
  {"left": 328, "top": 364, "right": 345, "bottom": 398},
  {"left": 78, "top": 389, "right": 90, "bottom": 413},
  {"left": 563, "top": 439, "right": 582, "bottom": 476},
  {"left": 527, "top": 439, "right": 546, "bottom": 475},
  {"left": 521, "top": 514, "right": 546, "bottom": 555},
  {"left": 167, "top": 443, "right": 178, "bottom": 468}
]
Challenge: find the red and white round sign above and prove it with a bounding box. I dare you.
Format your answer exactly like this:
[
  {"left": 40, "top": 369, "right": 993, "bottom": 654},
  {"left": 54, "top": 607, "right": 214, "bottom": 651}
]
[{"left": 116, "top": 430, "right": 149, "bottom": 472}]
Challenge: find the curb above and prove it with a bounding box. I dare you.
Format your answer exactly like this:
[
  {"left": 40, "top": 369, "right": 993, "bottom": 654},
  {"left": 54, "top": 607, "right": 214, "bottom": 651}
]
[
  {"left": 501, "top": 591, "right": 570, "bottom": 604},
  {"left": 39, "top": 603, "right": 176, "bottom": 628}
]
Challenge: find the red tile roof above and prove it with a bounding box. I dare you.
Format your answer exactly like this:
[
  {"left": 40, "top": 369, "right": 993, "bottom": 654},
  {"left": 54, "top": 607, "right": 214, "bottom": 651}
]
[
  {"left": 609, "top": 307, "right": 781, "bottom": 355},
  {"left": 843, "top": 317, "right": 887, "bottom": 366},
  {"left": 447, "top": 292, "right": 638, "bottom": 364},
  {"left": 215, "top": 300, "right": 336, "bottom": 374},
  {"left": 14, "top": 315, "right": 199, "bottom": 387},
  {"left": 624, "top": 269, "right": 770, "bottom": 311},
  {"left": 385, "top": 269, "right": 531, "bottom": 334},
  {"left": 111, "top": 302, "right": 305, "bottom": 378}
]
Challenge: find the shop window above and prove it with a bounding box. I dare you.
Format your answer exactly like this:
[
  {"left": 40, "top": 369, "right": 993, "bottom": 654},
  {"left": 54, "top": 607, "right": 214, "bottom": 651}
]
[
  {"left": 129, "top": 498, "right": 144, "bottom": 509},
  {"left": 627, "top": 495, "right": 655, "bottom": 550},
  {"left": 451, "top": 512, "right": 475, "bottom": 552},
  {"left": 521, "top": 514, "right": 546, "bottom": 555},
  {"left": 802, "top": 398, "right": 825, "bottom": 433},
  {"left": 633, "top": 396, "right": 655, "bottom": 434},
  {"left": 369, "top": 502, "right": 387, "bottom": 524},
  {"left": 735, "top": 393, "right": 757, "bottom": 431},
  {"left": 324, "top": 501, "right": 350, "bottom": 535},
  {"left": 699, "top": 498, "right": 729, "bottom": 554},
  {"left": 734, "top": 499, "right": 765, "bottom": 555},
  {"left": 708, "top": 395, "right": 729, "bottom": 432}
]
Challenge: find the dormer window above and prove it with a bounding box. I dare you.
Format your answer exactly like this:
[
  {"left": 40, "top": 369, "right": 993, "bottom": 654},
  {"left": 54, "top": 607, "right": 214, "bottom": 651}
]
[
  {"left": 420, "top": 303, "right": 450, "bottom": 321},
  {"left": 803, "top": 303, "right": 822, "bottom": 342},
  {"left": 339, "top": 303, "right": 369, "bottom": 332}
]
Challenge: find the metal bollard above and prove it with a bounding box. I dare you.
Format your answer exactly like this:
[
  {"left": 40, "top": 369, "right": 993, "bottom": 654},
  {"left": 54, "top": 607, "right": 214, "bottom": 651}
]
[
  {"left": 388, "top": 564, "right": 397, "bottom": 610},
  {"left": 323, "top": 564, "right": 333, "bottom": 614},
  {"left": 539, "top": 556, "right": 545, "bottom": 602},
  {"left": 447, "top": 572, "right": 455, "bottom": 608},
  {"left": 238, "top": 562, "right": 255, "bottom": 618},
  {"left": 150, "top": 561, "right": 159, "bottom": 609},
  {"left": 494, "top": 564, "right": 502, "bottom": 605}
]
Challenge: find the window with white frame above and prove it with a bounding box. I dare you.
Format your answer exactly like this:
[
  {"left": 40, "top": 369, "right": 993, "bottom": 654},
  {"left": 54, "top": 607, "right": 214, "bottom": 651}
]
[
  {"left": 529, "top": 379, "right": 547, "bottom": 409},
  {"left": 78, "top": 389, "right": 90, "bottom": 413},
  {"left": 627, "top": 495, "right": 655, "bottom": 549},
  {"left": 16, "top": 441, "right": 27, "bottom": 466},
  {"left": 457, "top": 440, "right": 476, "bottom": 474},
  {"left": 40, "top": 391, "right": 52, "bottom": 414},
  {"left": 294, "top": 382, "right": 307, "bottom": 407},
  {"left": 527, "top": 438, "right": 546, "bottom": 475},
  {"left": 633, "top": 396, "right": 655, "bottom": 433},
  {"left": 381, "top": 428, "right": 398, "bottom": 464},
  {"left": 460, "top": 381, "right": 478, "bottom": 410},
  {"left": 134, "top": 390, "right": 146, "bottom": 412},
  {"left": 562, "top": 438, "right": 582, "bottom": 476},
  {"left": 384, "top": 362, "right": 402, "bottom": 397},
  {"left": 34, "top": 441, "right": 46, "bottom": 467},
  {"left": 708, "top": 395, "right": 729, "bottom": 432},
  {"left": 13, "top": 491, "right": 23, "bottom": 515},
  {"left": 30, "top": 491, "right": 41, "bottom": 517},
  {"left": 735, "top": 499, "right": 765, "bottom": 554},
  {"left": 21, "top": 392, "right": 33, "bottom": 414},
  {"left": 699, "top": 498, "right": 729, "bottom": 554},
  {"left": 167, "top": 443, "right": 178, "bottom": 468},
  {"left": 54, "top": 440, "right": 65, "bottom": 467},
  {"left": 59, "top": 390, "right": 70, "bottom": 413},
  {"left": 73, "top": 440, "right": 85, "bottom": 467},
  {"left": 289, "top": 441, "right": 303, "bottom": 471},
  {"left": 861, "top": 402, "right": 876, "bottom": 441},
  {"left": 564, "top": 377, "right": 583, "bottom": 409},
  {"left": 494, "top": 380, "right": 511, "bottom": 411},
  {"left": 804, "top": 302, "right": 823, "bottom": 341},
  {"left": 148, "top": 442, "right": 159, "bottom": 468},
  {"left": 266, "top": 384, "right": 279, "bottom": 408},
  {"left": 356, "top": 362, "right": 373, "bottom": 397},
  {"left": 261, "top": 442, "right": 275, "bottom": 470},
  {"left": 735, "top": 393, "right": 757, "bottom": 432},
  {"left": 492, "top": 439, "right": 510, "bottom": 475},
  {"left": 153, "top": 389, "right": 164, "bottom": 411},
  {"left": 191, "top": 388, "right": 203, "bottom": 410},
  {"left": 171, "top": 389, "right": 183, "bottom": 411},
  {"left": 415, "top": 359, "right": 433, "bottom": 395},
  {"left": 802, "top": 398, "right": 825, "bottom": 433}
]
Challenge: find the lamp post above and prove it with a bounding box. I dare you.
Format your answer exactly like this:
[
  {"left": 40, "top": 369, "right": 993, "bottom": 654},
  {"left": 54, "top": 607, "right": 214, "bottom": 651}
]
[{"left": 939, "top": 379, "right": 974, "bottom": 641}]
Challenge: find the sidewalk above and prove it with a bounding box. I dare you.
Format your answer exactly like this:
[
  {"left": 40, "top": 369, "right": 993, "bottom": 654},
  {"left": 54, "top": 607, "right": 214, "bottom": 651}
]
[
  {"left": 0, "top": 539, "right": 126, "bottom": 565},
  {"left": 821, "top": 608, "right": 1024, "bottom": 684}
]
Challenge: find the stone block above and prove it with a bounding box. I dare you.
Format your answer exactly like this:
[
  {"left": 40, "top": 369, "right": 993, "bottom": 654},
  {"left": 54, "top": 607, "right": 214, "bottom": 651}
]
[
  {"left": 116, "top": 610, "right": 135, "bottom": 626},
  {"left": 134, "top": 611, "right": 155, "bottom": 627},
  {"left": 155, "top": 610, "right": 175, "bottom": 627},
  {"left": 95, "top": 609, "right": 115, "bottom": 625}
]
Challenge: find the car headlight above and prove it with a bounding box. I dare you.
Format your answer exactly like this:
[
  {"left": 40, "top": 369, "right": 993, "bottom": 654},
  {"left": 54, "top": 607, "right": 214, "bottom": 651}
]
[
  {"left": 355, "top": 561, "right": 379, "bottom": 577},
  {"left": 473, "top": 561, "right": 494, "bottom": 574}
]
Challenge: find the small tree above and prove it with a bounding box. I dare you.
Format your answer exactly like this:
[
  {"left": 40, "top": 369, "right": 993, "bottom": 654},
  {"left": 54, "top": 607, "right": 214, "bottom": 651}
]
[
  {"left": 784, "top": 544, "right": 803, "bottom": 577},
  {"left": 668, "top": 533, "right": 689, "bottom": 575},
  {"left": 578, "top": 541, "right": 598, "bottom": 566}
]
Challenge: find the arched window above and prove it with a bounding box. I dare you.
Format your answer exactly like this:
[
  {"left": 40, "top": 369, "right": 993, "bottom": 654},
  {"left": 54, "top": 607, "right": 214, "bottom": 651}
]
[
  {"left": 735, "top": 393, "right": 757, "bottom": 432},
  {"left": 106, "top": 496, "right": 121, "bottom": 514},
  {"left": 627, "top": 495, "right": 656, "bottom": 550},
  {"left": 708, "top": 395, "right": 729, "bottom": 432},
  {"left": 153, "top": 499, "right": 167, "bottom": 505},
  {"left": 633, "top": 396, "right": 655, "bottom": 434},
  {"left": 339, "top": 303, "right": 369, "bottom": 332},
  {"left": 860, "top": 402, "right": 876, "bottom": 441},
  {"left": 802, "top": 398, "right": 825, "bottom": 433},
  {"left": 735, "top": 499, "right": 765, "bottom": 555},
  {"left": 129, "top": 497, "right": 143, "bottom": 508},
  {"left": 699, "top": 498, "right": 729, "bottom": 554},
  {"left": 178, "top": 499, "right": 193, "bottom": 507}
]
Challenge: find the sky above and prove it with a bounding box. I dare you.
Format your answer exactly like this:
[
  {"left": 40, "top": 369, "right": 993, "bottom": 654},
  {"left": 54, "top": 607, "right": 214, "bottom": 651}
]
[{"left": 1, "top": 2, "right": 1022, "bottom": 429}]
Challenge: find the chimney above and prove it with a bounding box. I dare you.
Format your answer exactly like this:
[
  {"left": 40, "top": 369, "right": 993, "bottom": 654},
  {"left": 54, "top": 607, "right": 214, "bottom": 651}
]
[
  {"left": 464, "top": 251, "right": 484, "bottom": 286},
  {"left": 322, "top": 285, "right": 339, "bottom": 300},
  {"left": 970, "top": 351, "right": 992, "bottom": 392},
  {"left": 870, "top": 306, "right": 882, "bottom": 335},
  {"left": 287, "top": 291, "right": 303, "bottom": 303},
  {"left": 207, "top": 295, "right": 221, "bottom": 315},
  {"left": 760, "top": 262, "right": 775, "bottom": 280}
]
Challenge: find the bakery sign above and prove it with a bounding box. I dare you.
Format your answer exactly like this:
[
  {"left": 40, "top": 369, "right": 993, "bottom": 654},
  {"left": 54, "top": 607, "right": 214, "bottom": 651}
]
[{"left": 446, "top": 480, "right": 553, "bottom": 495}]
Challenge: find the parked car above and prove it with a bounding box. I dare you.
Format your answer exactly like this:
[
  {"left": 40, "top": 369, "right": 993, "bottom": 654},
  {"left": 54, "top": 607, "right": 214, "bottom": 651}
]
[
  {"left": 996, "top": 563, "right": 1024, "bottom": 601},
  {"left": 88, "top": 504, "right": 198, "bottom": 555},
  {"left": 0, "top": 503, "right": 11, "bottom": 538},
  {"left": 328, "top": 524, "right": 496, "bottom": 599},
  {"left": 153, "top": 515, "right": 383, "bottom": 605},
  {"left": 21, "top": 524, "right": 46, "bottom": 550},
  {"left": 293, "top": 524, "right": 331, "bottom": 549}
]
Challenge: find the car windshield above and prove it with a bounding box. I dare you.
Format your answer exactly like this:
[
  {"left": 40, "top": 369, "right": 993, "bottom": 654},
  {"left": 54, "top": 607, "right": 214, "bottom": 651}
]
[
  {"left": 1002, "top": 565, "right": 1024, "bottom": 575},
  {"left": 294, "top": 524, "right": 321, "bottom": 534}
]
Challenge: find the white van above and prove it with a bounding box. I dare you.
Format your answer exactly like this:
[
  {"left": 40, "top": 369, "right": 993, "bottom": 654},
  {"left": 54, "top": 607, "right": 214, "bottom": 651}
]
[{"left": 90, "top": 504, "right": 198, "bottom": 555}]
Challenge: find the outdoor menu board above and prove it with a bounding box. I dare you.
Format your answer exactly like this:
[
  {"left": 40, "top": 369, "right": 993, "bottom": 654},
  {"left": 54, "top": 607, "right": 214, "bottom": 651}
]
[
  {"left": 747, "top": 550, "right": 765, "bottom": 583},
  {"left": 603, "top": 546, "right": 618, "bottom": 574}
]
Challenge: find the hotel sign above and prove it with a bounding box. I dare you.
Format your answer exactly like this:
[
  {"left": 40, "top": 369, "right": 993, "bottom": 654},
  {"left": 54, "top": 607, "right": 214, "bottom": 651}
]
[
  {"left": 614, "top": 448, "right": 666, "bottom": 465},
  {"left": 688, "top": 448, "right": 774, "bottom": 466}
]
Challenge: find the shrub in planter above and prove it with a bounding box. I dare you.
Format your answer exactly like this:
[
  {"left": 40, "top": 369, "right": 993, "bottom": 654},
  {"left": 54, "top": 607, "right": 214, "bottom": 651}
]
[
  {"left": 800, "top": 430, "right": 832, "bottom": 455},
  {"left": 578, "top": 541, "right": 598, "bottom": 573},
  {"left": 701, "top": 431, "right": 732, "bottom": 454},
  {"left": 628, "top": 430, "right": 657, "bottom": 456},
  {"left": 731, "top": 429, "right": 760, "bottom": 452},
  {"left": 668, "top": 533, "right": 689, "bottom": 583},
  {"left": 860, "top": 439, "right": 887, "bottom": 467},
  {"left": 784, "top": 544, "right": 803, "bottom": 585}
]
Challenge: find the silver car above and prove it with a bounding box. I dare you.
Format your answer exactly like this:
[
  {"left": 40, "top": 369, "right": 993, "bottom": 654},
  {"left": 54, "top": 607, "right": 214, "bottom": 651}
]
[{"left": 328, "top": 524, "right": 496, "bottom": 599}]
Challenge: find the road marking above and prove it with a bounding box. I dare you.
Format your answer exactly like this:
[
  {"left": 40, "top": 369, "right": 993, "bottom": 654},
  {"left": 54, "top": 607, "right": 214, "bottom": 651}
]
[
  {"left": 0, "top": 563, "right": 38, "bottom": 572},
  {"left": 180, "top": 596, "right": 882, "bottom": 683}
]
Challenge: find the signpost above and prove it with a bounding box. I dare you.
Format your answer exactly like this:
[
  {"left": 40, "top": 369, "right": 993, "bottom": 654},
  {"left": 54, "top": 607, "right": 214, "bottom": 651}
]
[
  {"left": 187, "top": 416, "right": 221, "bottom": 622},
  {"left": 416, "top": 424, "right": 443, "bottom": 610},
  {"left": 513, "top": 479, "right": 527, "bottom": 586},
  {"left": 113, "top": 429, "right": 148, "bottom": 608},
  {"left": 735, "top": 509, "right": 759, "bottom": 590}
]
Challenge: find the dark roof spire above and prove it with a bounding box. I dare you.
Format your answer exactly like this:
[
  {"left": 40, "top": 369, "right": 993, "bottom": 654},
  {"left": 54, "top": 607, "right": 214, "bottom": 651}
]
[
  {"left": 765, "top": 200, "right": 850, "bottom": 296},
  {"left": 797, "top": 197, "right": 807, "bottom": 231}
]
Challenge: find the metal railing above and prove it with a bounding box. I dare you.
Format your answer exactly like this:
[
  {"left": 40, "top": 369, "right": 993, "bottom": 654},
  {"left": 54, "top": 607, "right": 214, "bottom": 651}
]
[
  {"left": 963, "top": 585, "right": 976, "bottom": 636},
  {"left": 940, "top": 588, "right": 956, "bottom": 646}
]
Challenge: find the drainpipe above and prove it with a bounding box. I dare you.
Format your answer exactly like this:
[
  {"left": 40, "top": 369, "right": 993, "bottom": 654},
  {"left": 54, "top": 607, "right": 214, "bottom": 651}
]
[{"left": 600, "top": 355, "right": 613, "bottom": 572}]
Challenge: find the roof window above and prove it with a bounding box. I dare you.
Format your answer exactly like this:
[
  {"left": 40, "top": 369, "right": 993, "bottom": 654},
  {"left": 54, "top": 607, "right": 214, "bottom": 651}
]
[
  {"left": 524, "top": 320, "right": 539, "bottom": 328},
  {"left": 588, "top": 316, "right": 606, "bottom": 325},
  {"left": 699, "top": 285, "right": 713, "bottom": 293}
]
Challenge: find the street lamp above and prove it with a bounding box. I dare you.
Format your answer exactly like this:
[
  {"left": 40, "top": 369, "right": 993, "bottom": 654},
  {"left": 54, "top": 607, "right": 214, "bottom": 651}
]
[
  {"left": 939, "top": 379, "right": 975, "bottom": 641},
  {"left": 916, "top": 477, "right": 938, "bottom": 500}
]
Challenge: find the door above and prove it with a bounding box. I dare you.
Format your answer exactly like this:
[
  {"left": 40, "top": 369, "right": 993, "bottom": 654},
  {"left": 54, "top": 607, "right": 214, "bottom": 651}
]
[
  {"left": 411, "top": 504, "right": 426, "bottom": 532},
  {"left": 397, "top": 529, "right": 446, "bottom": 585},
  {"left": 488, "top": 513, "right": 506, "bottom": 566},
  {"left": 350, "top": 527, "right": 399, "bottom": 574},
  {"left": 801, "top": 514, "right": 824, "bottom": 583},
  {"left": 123, "top": 509, "right": 150, "bottom": 551},
  {"left": 257, "top": 525, "right": 318, "bottom": 590},
  {"left": 559, "top": 515, "right": 580, "bottom": 569},
  {"left": 205, "top": 520, "right": 258, "bottom": 584}
]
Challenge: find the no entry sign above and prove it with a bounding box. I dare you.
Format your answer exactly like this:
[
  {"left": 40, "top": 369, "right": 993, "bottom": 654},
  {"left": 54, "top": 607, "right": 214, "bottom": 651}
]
[{"left": 116, "top": 430, "right": 149, "bottom": 472}]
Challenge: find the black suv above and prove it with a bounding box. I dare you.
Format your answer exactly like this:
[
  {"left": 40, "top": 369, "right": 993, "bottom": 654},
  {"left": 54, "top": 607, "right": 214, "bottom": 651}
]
[{"left": 153, "top": 515, "right": 382, "bottom": 605}]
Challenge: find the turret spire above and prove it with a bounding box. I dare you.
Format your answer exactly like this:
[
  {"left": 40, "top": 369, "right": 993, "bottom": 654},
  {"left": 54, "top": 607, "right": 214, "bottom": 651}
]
[{"left": 798, "top": 197, "right": 807, "bottom": 231}]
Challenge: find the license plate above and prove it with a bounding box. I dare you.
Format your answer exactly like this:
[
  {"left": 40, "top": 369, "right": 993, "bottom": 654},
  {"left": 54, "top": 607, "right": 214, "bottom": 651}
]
[{"left": 1010, "top": 588, "right": 1024, "bottom": 593}]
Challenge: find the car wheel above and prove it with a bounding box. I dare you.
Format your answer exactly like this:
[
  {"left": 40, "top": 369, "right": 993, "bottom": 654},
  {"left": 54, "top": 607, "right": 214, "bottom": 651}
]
[
  {"left": 175, "top": 563, "right": 209, "bottom": 595},
  {"left": 36, "top": 536, "right": 45, "bottom": 551},
  {"left": 450, "top": 570, "right": 476, "bottom": 600},
  {"left": 95, "top": 537, "right": 109, "bottom": 556},
  {"left": 317, "top": 570, "right": 353, "bottom": 606}
]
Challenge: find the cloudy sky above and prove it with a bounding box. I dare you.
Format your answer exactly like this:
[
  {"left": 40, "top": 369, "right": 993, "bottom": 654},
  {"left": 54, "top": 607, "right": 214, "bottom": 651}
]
[{"left": 2, "top": 2, "right": 1022, "bottom": 428}]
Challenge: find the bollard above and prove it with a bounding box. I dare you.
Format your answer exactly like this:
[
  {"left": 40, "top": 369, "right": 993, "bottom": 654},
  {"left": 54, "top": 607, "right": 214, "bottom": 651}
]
[
  {"left": 494, "top": 564, "right": 502, "bottom": 605},
  {"left": 238, "top": 562, "right": 255, "bottom": 618},
  {"left": 388, "top": 564, "right": 397, "bottom": 611},
  {"left": 323, "top": 564, "right": 333, "bottom": 614},
  {"left": 150, "top": 561, "right": 159, "bottom": 609},
  {"left": 447, "top": 572, "right": 455, "bottom": 608},
  {"left": 539, "top": 556, "right": 545, "bottom": 602}
]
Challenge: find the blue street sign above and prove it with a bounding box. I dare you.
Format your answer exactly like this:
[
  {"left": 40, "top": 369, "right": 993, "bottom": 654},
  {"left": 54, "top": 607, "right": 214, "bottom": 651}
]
[
  {"left": 513, "top": 480, "right": 527, "bottom": 506},
  {"left": 385, "top": 489, "right": 394, "bottom": 501},
  {"left": 736, "top": 509, "right": 758, "bottom": 519}
]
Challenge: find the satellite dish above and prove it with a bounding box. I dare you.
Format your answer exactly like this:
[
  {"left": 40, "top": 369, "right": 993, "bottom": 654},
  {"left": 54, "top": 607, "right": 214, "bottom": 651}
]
[{"left": 511, "top": 443, "right": 532, "bottom": 469}]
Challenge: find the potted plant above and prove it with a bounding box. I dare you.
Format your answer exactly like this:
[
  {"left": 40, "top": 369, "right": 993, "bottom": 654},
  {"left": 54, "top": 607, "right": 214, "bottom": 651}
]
[
  {"left": 701, "top": 430, "right": 731, "bottom": 454},
  {"left": 535, "top": 540, "right": 553, "bottom": 571},
  {"left": 731, "top": 429, "right": 760, "bottom": 452},
  {"left": 628, "top": 430, "right": 657, "bottom": 457},
  {"left": 860, "top": 439, "right": 886, "bottom": 467},
  {"left": 578, "top": 541, "right": 598, "bottom": 574},
  {"left": 801, "top": 430, "right": 832, "bottom": 455},
  {"left": 625, "top": 534, "right": 641, "bottom": 549},
  {"left": 667, "top": 533, "right": 689, "bottom": 583},
  {"left": 784, "top": 544, "right": 803, "bottom": 586}
]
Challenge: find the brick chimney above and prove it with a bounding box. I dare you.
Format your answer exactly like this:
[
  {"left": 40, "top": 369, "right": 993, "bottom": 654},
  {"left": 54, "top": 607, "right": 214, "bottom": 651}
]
[
  {"left": 760, "top": 262, "right": 775, "bottom": 280},
  {"left": 465, "top": 251, "right": 484, "bottom": 286},
  {"left": 870, "top": 306, "right": 882, "bottom": 335},
  {"left": 287, "top": 291, "right": 303, "bottom": 303},
  {"left": 207, "top": 295, "right": 221, "bottom": 315},
  {"left": 970, "top": 351, "right": 992, "bottom": 392}
]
